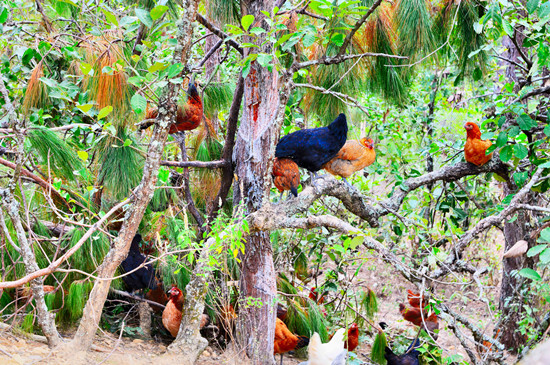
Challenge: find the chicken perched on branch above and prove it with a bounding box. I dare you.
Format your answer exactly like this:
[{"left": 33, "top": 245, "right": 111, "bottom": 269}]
[
  {"left": 275, "top": 113, "right": 348, "bottom": 184},
  {"left": 274, "top": 318, "right": 309, "bottom": 365},
  {"left": 464, "top": 122, "right": 493, "bottom": 166},
  {"left": 272, "top": 157, "right": 301, "bottom": 200},
  {"left": 140, "top": 83, "right": 203, "bottom": 134},
  {"left": 323, "top": 138, "right": 376, "bottom": 186}
]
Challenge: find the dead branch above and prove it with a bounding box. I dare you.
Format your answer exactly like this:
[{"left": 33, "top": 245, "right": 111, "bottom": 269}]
[
  {"left": 294, "top": 82, "right": 370, "bottom": 116},
  {"left": 161, "top": 159, "right": 227, "bottom": 169},
  {"left": 293, "top": 51, "right": 408, "bottom": 70},
  {"left": 109, "top": 288, "right": 165, "bottom": 310},
  {"left": 196, "top": 14, "right": 243, "bottom": 55}
]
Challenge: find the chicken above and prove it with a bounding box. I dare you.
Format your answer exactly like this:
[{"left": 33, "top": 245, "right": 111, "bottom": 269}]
[
  {"left": 120, "top": 234, "right": 158, "bottom": 292},
  {"left": 142, "top": 83, "right": 203, "bottom": 134},
  {"left": 309, "top": 287, "right": 326, "bottom": 304},
  {"left": 464, "top": 122, "right": 493, "bottom": 166},
  {"left": 344, "top": 323, "right": 359, "bottom": 352},
  {"left": 477, "top": 328, "right": 501, "bottom": 355},
  {"left": 274, "top": 318, "right": 309, "bottom": 365},
  {"left": 407, "top": 290, "right": 426, "bottom": 309},
  {"left": 144, "top": 285, "right": 168, "bottom": 312},
  {"left": 275, "top": 114, "right": 348, "bottom": 183},
  {"left": 399, "top": 303, "right": 439, "bottom": 339},
  {"left": 323, "top": 138, "right": 376, "bottom": 185},
  {"left": 385, "top": 337, "right": 421, "bottom": 365},
  {"left": 277, "top": 303, "right": 288, "bottom": 321},
  {"left": 299, "top": 329, "right": 347, "bottom": 365},
  {"left": 162, "top": 285, "right": 184, "bottom": 337},
  {"left": 272, "top": 157, "right": 301, "bottom": 199}
]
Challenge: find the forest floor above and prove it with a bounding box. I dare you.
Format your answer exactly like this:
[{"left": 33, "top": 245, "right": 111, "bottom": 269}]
[{"left": 0, "top": 230, "right": 515, "bottom": 365}]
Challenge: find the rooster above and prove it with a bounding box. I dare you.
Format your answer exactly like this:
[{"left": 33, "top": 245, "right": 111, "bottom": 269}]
[
  {"left": 141, "top": 83, "right": 203, "bottom": 134},
  {"left": 275, "top": 114, "right": 348, "bottom": 184},
  {"left": 464, "top": 122, "right": 493, "bottom": 166},
  {"left": 323, "top": 137, "right": 376, "bottom": 186},
  {"left": 274, "top": 318, "right": 309, "bottom": 365},
  {"left": 299, "top": 328, "right": 347, "bottom": 365},
  {"left": 272, "top": 157, "right": 301, "bottom": 200}
]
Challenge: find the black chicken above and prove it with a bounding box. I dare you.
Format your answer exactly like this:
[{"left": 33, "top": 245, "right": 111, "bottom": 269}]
[
  {"left": 120, "top": 234, "right": 158, "bottom": 292},
  {"left": 275, "top": 113, "right": 348, "bottom": 182},
  {"left": 385, "top": 337, "right": 421, "bottom": 365}
]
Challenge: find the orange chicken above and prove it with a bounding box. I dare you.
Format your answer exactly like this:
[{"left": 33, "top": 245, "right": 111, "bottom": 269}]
[
  {"left": 407, "top": 290, "right": 426, "bottom": 309},
  {"left": 274, "top": 318, "right": 309, "bottom": 365},
  {"left": 345, "top": 323, "right": 360, "bottom": 352},
  {"left": 464, "top": 122, "right": 493, "bottom": 166},
  {"left": 399, "top": 303, "right": 439, "bottom": 339},
  {"left": 323, "top": 137, "right": 376, "bottom": 185},
  {"left": 272, "top": 157, "right": 300, "bottom": 200},
  {"left": 142, "top": 83, "right": 203, "bottom": 134}
]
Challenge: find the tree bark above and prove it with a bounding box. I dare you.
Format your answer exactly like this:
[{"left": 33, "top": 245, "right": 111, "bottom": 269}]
[
  {"left": 0, "top": 189, "right": 61, "bottom": 347},
  {"left": 69, "top": 0, "right": 199, "bottom": 352}
]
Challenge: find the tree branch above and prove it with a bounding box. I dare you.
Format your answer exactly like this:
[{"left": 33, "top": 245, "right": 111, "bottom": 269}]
[
  {"left": 196, "top": 14, "right": 243, "bottom": 55},
  {"left": 293, "top": 51, "right": 407, "bottom": 70},
  {"left": 294, "top": 82, "right": 370, "bottom": 116},
  {"left": 161, "top": 159, "right": 227, "bottom": 169},
  {"left": 337, "top": 0, "right": 383, "bottom": 56}
]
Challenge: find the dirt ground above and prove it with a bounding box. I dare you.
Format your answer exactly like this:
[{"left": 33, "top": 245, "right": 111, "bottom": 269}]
[{"left": 0, "top": 232, "right": 517, "bottom": 365}]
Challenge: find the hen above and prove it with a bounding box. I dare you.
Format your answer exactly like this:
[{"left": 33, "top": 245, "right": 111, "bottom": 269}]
[
  {"left": 309, "top": 287, "right": 326, "bottom": 304},
  {"left": 385, "top": 337, "right": 421, "bottom": 365},
  {"left": 344, "top": 323, "right": 359, "bottom": 352},
  {"left": 407, "top": 290, "right": 426, "bottom": 309},
  {"left": 272, "top": 157, "right": 301, "bottom": 199},
  {"left": 464, "top": 122, "right": 493, "bottom": 166},
  {"left": 120, "top": 234, "right": 158, "bottom": 292},
  {"left": 298, "top": 329, "right": 347, "bottom": 365},
  {"left": 142, "top": 83, "right": 203, "bottom": 134},
  {"left": 399, "top": 303, "right": 439, "bottom": 339},
  {"left": 274, "top": 318, "right": 310, "bottom": 365},
  {"left": 323, "top": 138, "right": 376, "bottom": 185},
  {"left": 162, "top": 285, "right": 185, "bottom": 337},
  {"left": 275, "top": 114, "right": 348, "bottom": 183}
]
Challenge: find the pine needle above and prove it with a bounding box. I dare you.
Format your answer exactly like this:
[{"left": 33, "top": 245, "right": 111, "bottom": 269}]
[
  {"left": 22, "top": 61, "right": 48, "bottom": 114},
  {"left": 372, "top": 331, "right": 388, "bottom": 364}
]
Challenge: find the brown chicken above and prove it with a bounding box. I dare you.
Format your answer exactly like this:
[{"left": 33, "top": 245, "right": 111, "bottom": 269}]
[
  {"left": 399, "top": 303, "right": 439, "bottom": 339},
  {"left": 407, "top": 290, "right": 426, "bottom": 309},
  {"left": 142, "top": 83, "right": 203, "bottom": 134},
  {"left": 272, "top": 157, "right": 300, "bottom": 200},
  {"left": 162, "top": 285, "right": 185, "bottom": 337},
  {"left": 464, "top": 122, "right": 493, "bottom": 166},
  {"left": 323, "top": 137, "right": 376, "bottom": 185},
  {"left": 344, "top": 323, "right": 360, "bottom": 352},
  {"left": 274, "top": 318, "right": 309, "bottom": 365},
  {"left": 145, "top": 284, "right": 168, "bottom": 312},
  {"left": 309, "top": 287, "right": 326, "bottom": 304}
]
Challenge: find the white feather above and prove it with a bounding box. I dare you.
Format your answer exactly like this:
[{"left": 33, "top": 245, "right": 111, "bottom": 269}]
[{"left": 305, "top": 329, "right": 347, "bottom": 365}]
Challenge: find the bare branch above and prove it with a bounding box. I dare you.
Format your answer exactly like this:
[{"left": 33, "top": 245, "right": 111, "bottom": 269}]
[
  {"left": 294, "top": 82, "right": 370, "bottom": 116},
  {"left": 293, "top": 51, "right": 407, "bottom": 70},
  {"left": 161, "top": 159, "right": 227, "bottom": 169},
  {"left": 196, "top": 14, "right": 243, "bottom": 55}
]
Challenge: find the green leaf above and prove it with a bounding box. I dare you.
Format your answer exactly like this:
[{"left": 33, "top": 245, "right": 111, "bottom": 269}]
[
  {"left": 123, "top": 139, "right": 132, "bottom": 147},
  {"left": 513, "top": 171, "right": 528, "bottom": 187},
  {"left": 148, "top": 62, "right": 168, "bottom": 73},
  {"left": 502, "top": 19, "right": 514, "bottom": 36},
  {"left": 349, "top": 236, "right": 363, "bottom": 250},
  {"left": 241, "top": 14, "right": 254, "bottom": 31},
  {"left": 330, "top": 33, "right": 345, "bottom": 47},
  {"left": 77, "top": 150, "right": 88, "bottom": 161},
  {"left": 526, "top": 0, "right": 540, "bottom": 14},
  {"left": 0, "top": 7, "right": 8, "bottom": 24},
  {"left": 519, "top": 268, "right": 541, "bottom": 281},
  {"left": 135, "top": 8, "right": 153, "bottom": 28},
  {"left": 496, "top": 132, "right": 508, "bottom": 147},
  {"left": 76, "top": 103, "right": 94, "bottom": 114},
  {"left": 150, "top": 5, "right": 168, "bottom": 21},
  {"left": 544, "top": 124, "right": 550, "bottom": 137},
  {"left": 97, "top": 106, "right": 113, "bottom": 120},
  {"left": 303, "top": 33, "right": 316, "bottom": 48},
  {"left": 80, "top": 62, "right": 94, "bottom": 76},
  {"left": 540, "top": 248, "right": 550, "bottom": 264},
  {"left": 499, "top": 145, "right": 513, "bottom": 162},
  {"left": 257, "top": 53, "right": 272, "bottom": 68},
  {"left": 22, "top": 48, "right": 36, "bottom": 65},
  {"left": 540, "top": 228, "right": 550, "bottom": 243},
  {"left": 514, "top": 144, "right": 529, "bottom": 159},
  {"left": 527, "top": 244, "right": 547, "bottom": 257},
  {"left": 250, "top": 27, "right": 265, "bottom": 35},
  {"left": 102, "top": 9, "right": 118, "bottom": 26},
  {"left": 540, "top": 2, "right": 550, "bottom": 18},
  {"left": 130, "top": 94, "right": 147, "bottom": 114},
  {"left": 517, "top": 113, "right": 537, "bottom": 131}
]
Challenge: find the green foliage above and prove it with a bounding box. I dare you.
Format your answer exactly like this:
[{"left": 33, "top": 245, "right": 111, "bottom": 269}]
[
  {"left": 203, "top": 83, "right": 234, "bottom": 119},
  {"left": 371, "top": 331, "right": 387, "bottom": 364},
  {"left": 27, "top": 126, "right": 84, "bottom": 182}
]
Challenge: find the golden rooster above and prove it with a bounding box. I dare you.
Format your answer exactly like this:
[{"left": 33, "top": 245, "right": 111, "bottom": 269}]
[
  {"left": 323, "top": 137, "right": 376, "bottom": 185},
  {"left": 464, "top": 122, "right": 493, "bottom": 166}
]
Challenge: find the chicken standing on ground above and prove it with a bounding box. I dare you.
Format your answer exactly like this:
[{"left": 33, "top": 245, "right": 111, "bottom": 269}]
[
  {"left": 298, "top": 328, "right": 347, "bottom": 365},
  {"left": 275, "top": 114, "right": 348, "bottom": 185},
  {"left": 162, "top": 285, "right": 209, "bottom": 337},
  {"left": 274, "top": 318, "right": 309, "bottom": 365},
  {"left": 120, "top": 234, "right": 158, "bottom": 292},
  {"left": 385, "top": 337, "right": 421, "bottom": 365},
  {"left": 344, "top": 323, "right": 360, "bottom": 352},
  {"left": 464, "top": 122, "right": 493, "bottom": 166},
  {"left": 323, "top": 137, "right": 376, "bottom": 186},
  {"left": 272, "top": 157, "right": 301, "bottom": 200},
  {"left": 141, "top": 83, "right": 203, "bottom": 134}
]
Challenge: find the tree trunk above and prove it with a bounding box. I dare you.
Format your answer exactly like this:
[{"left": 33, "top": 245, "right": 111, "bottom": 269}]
[
  {"left": 69, "top": 0, "right": 199, "bottom": 352},
  {"left": 0, "top": 189, "right": 61, "bottom": 347}
]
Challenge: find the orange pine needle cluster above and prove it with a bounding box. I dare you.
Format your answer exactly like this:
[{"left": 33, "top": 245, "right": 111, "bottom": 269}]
[{"left": 22, "top": 61, "right": 48, "bottom": 114}]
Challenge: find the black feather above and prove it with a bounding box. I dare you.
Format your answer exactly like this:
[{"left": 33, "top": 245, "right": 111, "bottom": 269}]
[
  {"left": 187, "top": 83, "right": 200, "bottom": 101},
  {"left": 296, "top": 336, "right": 309, "bottom": 349},
  {"left": 120, "top": 234, "right": 157, "bottom": 292},
  {"left": 275, "top": 113, "right": 348, "bottom": 172},
  {"left": 384, "top": 337, "right": 420, "bottom": 365}
]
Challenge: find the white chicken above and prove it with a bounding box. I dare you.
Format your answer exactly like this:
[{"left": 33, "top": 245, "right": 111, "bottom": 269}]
[{"left": 299, "top": 328, "right": 347, "bottom": 365}]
